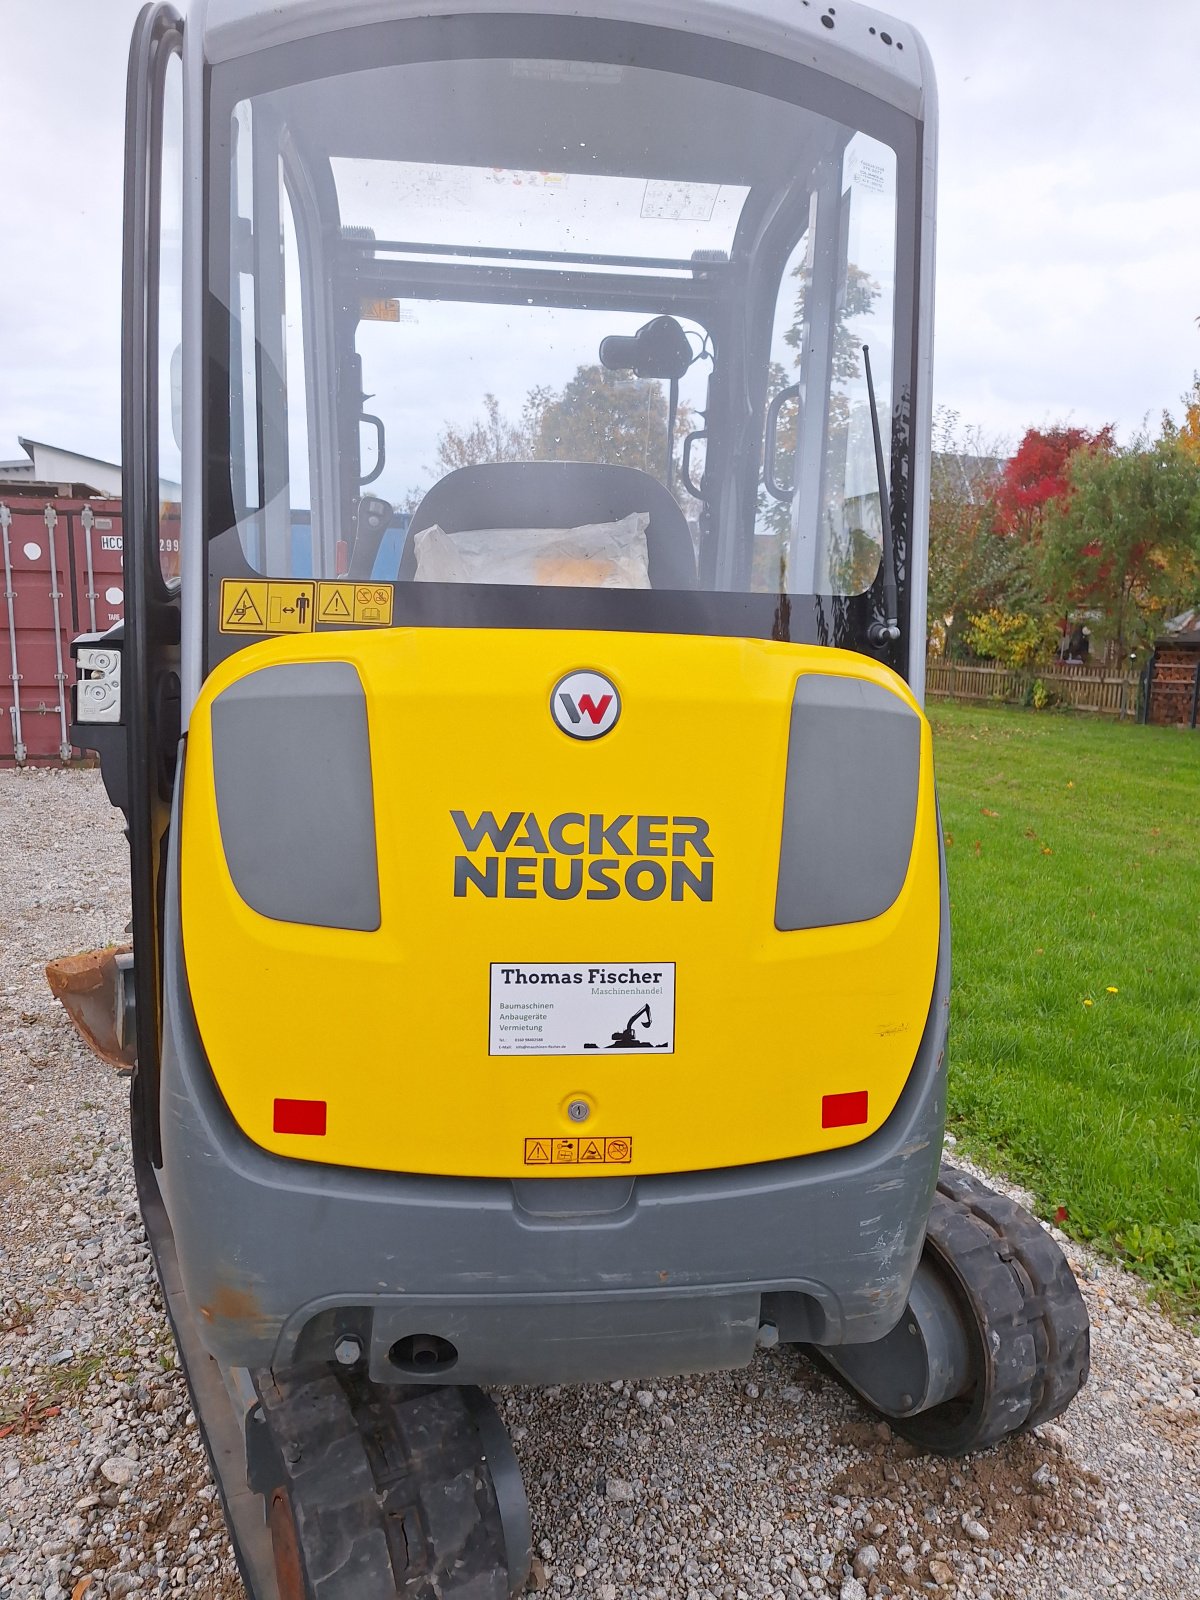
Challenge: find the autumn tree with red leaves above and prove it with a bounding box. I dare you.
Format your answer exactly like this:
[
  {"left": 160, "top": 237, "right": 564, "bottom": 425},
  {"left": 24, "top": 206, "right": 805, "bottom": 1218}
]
[
  {"left": 993, "top": 424, "right": 1115, "bottom": 539},
  {"left": 928, "top": 420, "right": 1112, "bottom": 663},
  {"left": 945, "top": 423, "right": 1116, "bottom": 666}
]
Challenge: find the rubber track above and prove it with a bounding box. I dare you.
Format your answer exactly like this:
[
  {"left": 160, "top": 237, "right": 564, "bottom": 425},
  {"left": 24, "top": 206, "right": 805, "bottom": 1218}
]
[
  {"left": 892, "top": 1164, "right": 1091, "bottom": 1455},
  {"left": 254, "top": 1367, "right": 511, "bottom": 1599},
  {"left": 938, "top": 1168, "right": 1091, "bottom": 1427}
]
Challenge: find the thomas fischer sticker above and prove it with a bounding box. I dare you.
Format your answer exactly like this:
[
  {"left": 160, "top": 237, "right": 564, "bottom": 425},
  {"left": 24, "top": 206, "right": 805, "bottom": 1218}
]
[{"left": 490, "top": 963, "right": 675, "bottom": 1056}]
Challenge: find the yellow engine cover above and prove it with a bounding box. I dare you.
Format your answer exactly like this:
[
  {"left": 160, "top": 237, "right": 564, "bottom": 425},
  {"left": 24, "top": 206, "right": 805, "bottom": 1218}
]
[{"left": 181, "top": 629, "right": 940, "bottom": 1178}]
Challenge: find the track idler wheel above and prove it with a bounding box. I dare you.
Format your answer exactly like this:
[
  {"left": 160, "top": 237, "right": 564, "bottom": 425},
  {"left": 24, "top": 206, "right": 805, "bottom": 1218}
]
[
  {"left": 251, "top": 1367, "right": 531, "bottom": 1599},
  {"left": 889, "top": 1166, "right": 1089, "bottom": 1455}
]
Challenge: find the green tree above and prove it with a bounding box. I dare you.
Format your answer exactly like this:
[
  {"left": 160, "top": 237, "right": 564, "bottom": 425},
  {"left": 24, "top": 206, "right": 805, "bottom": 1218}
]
[
  {"left": 535, "top": 364, "right": 682, "bottom": 480},
  {"left": 962, "top": 606, "right": 1058, "bottom": 669},
  {"left": 432, "top": 367, "right": 694, "bottom": 492},
  {"left": 1038, "top": 421, "right": 1200, "bottom": 655},
  {"left": 434, "top": 391, "right": 545, "bottom": 477},
  {"left": 1178, "top": 374, "right": 1200, "bottom": 462},
  {"left": 926, "top": 409, "right": 1034, "bottom": 655}
]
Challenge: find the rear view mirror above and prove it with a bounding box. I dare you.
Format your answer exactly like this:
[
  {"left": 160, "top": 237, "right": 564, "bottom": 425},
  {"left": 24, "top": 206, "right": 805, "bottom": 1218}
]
[{"left": 599, "top": 316, "right": 693, "bottom": 382}]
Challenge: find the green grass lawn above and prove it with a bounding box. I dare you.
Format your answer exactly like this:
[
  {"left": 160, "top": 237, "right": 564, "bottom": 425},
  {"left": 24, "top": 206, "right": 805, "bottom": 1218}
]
[{"left": 929, "top": 700, "right": 1200, "bottom": 1319}]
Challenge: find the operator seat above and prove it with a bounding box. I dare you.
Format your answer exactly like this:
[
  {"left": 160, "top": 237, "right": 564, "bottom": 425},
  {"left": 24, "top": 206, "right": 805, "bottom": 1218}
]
[{"left": 400, "top": 461, "right": 697, "bottom": 589}]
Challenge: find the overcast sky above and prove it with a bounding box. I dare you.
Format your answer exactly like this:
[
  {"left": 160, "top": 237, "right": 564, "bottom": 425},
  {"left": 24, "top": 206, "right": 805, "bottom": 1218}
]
[{"left": 1, "top": 0, "right": 1197, "bottom": 470}]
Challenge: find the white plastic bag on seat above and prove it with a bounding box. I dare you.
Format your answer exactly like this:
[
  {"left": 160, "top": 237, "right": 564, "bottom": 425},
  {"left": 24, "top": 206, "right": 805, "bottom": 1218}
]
[{"left": 412, "top": 511, "right": 651, "bottom": 588}]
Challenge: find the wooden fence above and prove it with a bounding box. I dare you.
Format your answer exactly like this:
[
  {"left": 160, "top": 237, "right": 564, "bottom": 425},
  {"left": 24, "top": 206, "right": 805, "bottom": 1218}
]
[{"left": 925, "top": 658, "right": 1141, "bottom": 717}]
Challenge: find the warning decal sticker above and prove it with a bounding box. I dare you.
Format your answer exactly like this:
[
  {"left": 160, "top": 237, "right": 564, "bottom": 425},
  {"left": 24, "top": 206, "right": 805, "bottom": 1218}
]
[
  {"left": 220, "top": 579, "right": 314, "bottom": 634},
  {"left": 316, "top": 581, "right": 394, "bottom": 626},
  {"left": 360, "top": 297, "right": 403, "bottom": 322},
  {"left": 317, "top": 583, "right": 353, "bottom": 621},
  {"left": 523, "top": 1136, "right": 633, "bottom": 1166},
  {"left": 220, "top": 578, "right": 395, "bottom": 634},
  {"left": 490, "top": 963, "right": 675, "bottom": 1056}
]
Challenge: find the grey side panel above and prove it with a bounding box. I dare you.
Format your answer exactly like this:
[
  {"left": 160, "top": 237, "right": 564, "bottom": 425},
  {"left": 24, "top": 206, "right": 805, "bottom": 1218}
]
[
  {"left": 775, "top": 673, "right": 920, "bottom": 931},
  {"left": 210, "top": 660, "right": 380, "bottom": 930},
  {"left": 159, "top": 773, "right": 948, "bottom": 1381}
]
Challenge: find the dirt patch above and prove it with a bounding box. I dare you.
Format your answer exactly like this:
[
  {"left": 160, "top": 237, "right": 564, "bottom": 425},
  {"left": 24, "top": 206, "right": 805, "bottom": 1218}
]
[{"left": 829, "top": 1423, "right": 1103, "bottom": 1593}]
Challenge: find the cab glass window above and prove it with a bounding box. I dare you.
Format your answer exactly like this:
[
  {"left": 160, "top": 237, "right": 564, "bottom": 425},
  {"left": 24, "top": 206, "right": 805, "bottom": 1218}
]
[{"left": 205, "top": 22, "right": 917, "bottom": 652}]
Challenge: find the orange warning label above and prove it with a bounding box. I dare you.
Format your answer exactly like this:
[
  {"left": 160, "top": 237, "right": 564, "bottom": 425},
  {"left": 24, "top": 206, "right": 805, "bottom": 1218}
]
[
  {"left": 523, "top": 1136, "right": 633, "bottom": 1166},
  {"left": 360, "top": 297, "right": 402, "bottom": 322}
]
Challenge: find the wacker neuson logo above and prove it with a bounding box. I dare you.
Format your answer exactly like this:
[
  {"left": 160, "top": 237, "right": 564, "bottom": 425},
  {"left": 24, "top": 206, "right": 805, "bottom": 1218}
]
[
  {"left": 550, "top": 669, "right": 620, "bottom": 739},
  {"left": 451, "top": 811, "right": 713, "bottom": 902}
]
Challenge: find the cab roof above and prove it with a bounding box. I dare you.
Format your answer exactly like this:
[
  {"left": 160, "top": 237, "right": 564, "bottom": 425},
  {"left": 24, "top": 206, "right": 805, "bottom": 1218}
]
[{"left": 196, "top": 0, "right": 931, "bottom": 120}]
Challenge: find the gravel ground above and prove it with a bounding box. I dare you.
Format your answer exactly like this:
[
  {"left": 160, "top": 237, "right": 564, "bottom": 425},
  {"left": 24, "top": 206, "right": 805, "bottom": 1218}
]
[{"left": 2, "top": 766, "right": 1199, "bottom": 1600}]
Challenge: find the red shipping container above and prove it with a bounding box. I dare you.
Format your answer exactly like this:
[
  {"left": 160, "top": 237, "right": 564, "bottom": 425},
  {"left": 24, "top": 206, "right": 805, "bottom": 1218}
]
[{"left": 1, "top": 495, "right": 125, "bottom": 765}]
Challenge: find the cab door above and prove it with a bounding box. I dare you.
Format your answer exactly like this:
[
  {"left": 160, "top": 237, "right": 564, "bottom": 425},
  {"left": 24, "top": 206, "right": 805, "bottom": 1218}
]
[{"left": 123, "top": 1, "right": 184, "bottom": 1162}]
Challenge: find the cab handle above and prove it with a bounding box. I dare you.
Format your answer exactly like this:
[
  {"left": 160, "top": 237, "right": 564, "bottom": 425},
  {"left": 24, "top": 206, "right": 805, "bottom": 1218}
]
[
  {"left": 681, "top": 428, "right": 706, "bottom": 500},
  {"left": 359, "top": 413, "right": 386, "bottom": 485},
  {"left": 763, "top": 382, "right": 800, "bottom": 504}
]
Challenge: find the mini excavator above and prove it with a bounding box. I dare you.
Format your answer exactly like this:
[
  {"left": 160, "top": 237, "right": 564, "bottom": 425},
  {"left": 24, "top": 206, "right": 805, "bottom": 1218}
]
[{"left": 54, "top": 2, "right": 1089, "bottom": 1593}]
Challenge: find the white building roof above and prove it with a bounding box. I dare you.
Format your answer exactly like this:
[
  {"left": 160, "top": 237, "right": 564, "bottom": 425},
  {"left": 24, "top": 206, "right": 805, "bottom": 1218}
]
[
  {"left": 7, "top": 438, "right": 123, "bottom": 498},
  {"left": 0, "top": 439, "right": 182, "bottom": 501}
]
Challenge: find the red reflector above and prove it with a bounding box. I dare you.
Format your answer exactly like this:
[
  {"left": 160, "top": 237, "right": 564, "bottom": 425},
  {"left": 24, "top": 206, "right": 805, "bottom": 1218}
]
[
  {"left": 822, "top": 1090, "right": 869, "bottom": 1129},
  {"left": 273, "top": 1098, "right": 327, "bottom": 1136}
]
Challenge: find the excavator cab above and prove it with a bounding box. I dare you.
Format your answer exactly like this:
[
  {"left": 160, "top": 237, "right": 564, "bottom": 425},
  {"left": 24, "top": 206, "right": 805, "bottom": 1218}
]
[{"left": 61, "top": 2, "right": 1089, "bottom": 1594}]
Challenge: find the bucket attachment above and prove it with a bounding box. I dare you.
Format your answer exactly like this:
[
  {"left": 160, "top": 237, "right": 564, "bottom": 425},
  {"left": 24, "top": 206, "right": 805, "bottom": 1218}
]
[{"left": 45, "top": 945, "right": 137, "bottom": 1069}]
